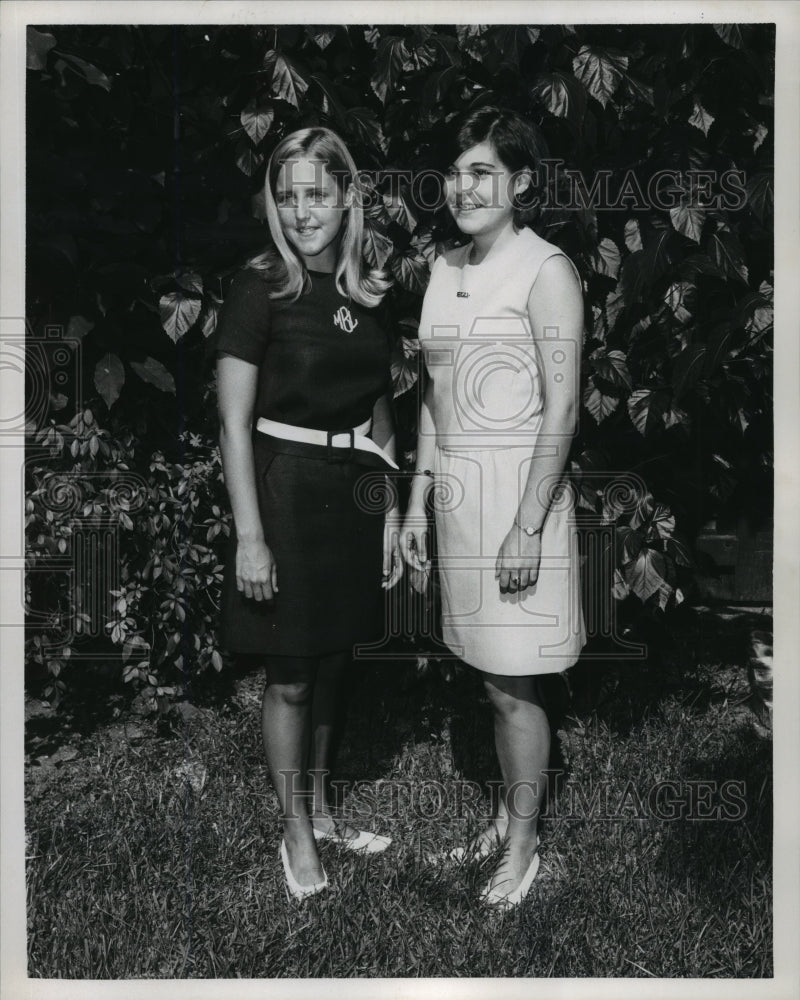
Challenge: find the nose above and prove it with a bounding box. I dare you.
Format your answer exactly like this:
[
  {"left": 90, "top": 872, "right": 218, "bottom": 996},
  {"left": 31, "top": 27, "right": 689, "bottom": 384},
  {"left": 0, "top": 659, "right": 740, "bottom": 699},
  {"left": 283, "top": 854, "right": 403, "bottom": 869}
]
[{"left": 294, "top": 195, "right": 309, "bottom": 222}]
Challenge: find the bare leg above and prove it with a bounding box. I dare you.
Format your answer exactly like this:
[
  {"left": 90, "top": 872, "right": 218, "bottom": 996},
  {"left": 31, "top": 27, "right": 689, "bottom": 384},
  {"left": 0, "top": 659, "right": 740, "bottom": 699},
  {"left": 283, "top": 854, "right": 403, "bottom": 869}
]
[
  {"left": 262, "top": 657, "right": 324, "bottom": 885},
  {"left": 307, "top": 650, "right": 353, "bottom": 833},
  {"left": 482, "top": 672, "right": 549, "bottom": 896}
]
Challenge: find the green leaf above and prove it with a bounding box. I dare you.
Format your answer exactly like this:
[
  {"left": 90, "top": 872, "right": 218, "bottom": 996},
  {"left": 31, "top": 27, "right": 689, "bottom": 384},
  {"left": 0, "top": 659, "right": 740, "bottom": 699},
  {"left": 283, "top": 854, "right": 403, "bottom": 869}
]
[
  {"left": 363, "top": 224, "right": 393, "bottom": 270},
  {"left": 627, "top": 388, "right": 667, "bottom": 435},
  {"left": 391, "top": 232, "right": 435, "bottom": 295},
  {"left": 688, "top": 99, "right": 715, "bottom": 136},
  {"left": 669, "top": 199, "right": 704, "bottom": 243},
  {"left": 240, "top": 102, "right": 274, "bottom": 144},
  {"left": 672, "top": 343, "right": 707, "bottom": 401},
  {"left": 403, "top": 39, "right": 437, "bottom": 73},
  {"left": 583, "top": 381, "right": 620, "bottom": 422},
  {"left": 622, "top": 228, "right": 672, "bottom": 299},
  {"left": 667, "top": 535, "right": 693, "bottom": 567},
  {"left": 703, "top": 323, "right": 734, "bottom": 375},
  {"left": 370, "top": 36, "right": 409, "bottom": 104},
  {"left": 623, "top": 74, "right": 654, "bottom": 107},
  {"left": 176, "top": 272, "right": 203, "bottom": 295},
  {"left": 235, "top": 142, "right": 265, "bottom": 177},
  {"left": 159, "top": 291, "right": 202, "bottom": 342},
  {"left": 383, "top": 189, "right": 417, "bottom": 232},
  {"left": 743, "top": 281, "right": 773, "bottom": 337},
  {"left": 66, "top": 315, "right": 94, "bottom": 343},
  {"left": 94, "top": 354, "right": 125, "bottom": 409},
  {"left": 268, "top": 51, "right": 308, "bottom": 108},
  {"left": 455, "top": 25, "right": 488, "bottom": 59},
  {"left": 309, "top": 73, "right": 347, "bottom": 122},
  {"left": 27, "top": 27, "right": 56, "bottom": 70},
  {"left": 130, "top": 357, "right": 176, "bottom": 394},
  {"left": 491, "top": 26, "right": 540, "bottom": 70},
  {"left": 202, "top": 303, "right": 219, "bottom": 340},
  {"left": 664, "top": 281, "right": 693, "bottom": 323},
  {"left": 347, "top": 107, "right": 387, "bottom": 154},
  {"left": 57, "top": 52, "right": 112, "bottom": 91},
  {"left": 593, "top": 237, "right": 621, "bottom": 279},
  {"left": 706, "top": 231, "right": 749, "bottom": 283},
  {"left": 572, "top": 46, "right": 628, "bottom": 108},
  {"left": 624, "top": 548, "right": 669, "bottom": 603},
  {"left": 424, "top": 66, "right": 461, "bottom": 108},
  {"left": 623, "top": 219, "right": 642, "bottom": 252},
  {"left": 745, "top": 172, "right": 773, "bottom": 224},
  {"left": 713, "top": 24, "right": 744, "bottom": 48},
  {"left": 616, "top": 525, "right": 644, "bottom": 565},
  {"left": 592, "top": 349, "right": 631, "bottom": 390},
  {"left": 306, "top": 27, "right": 337, "bottom": 50},
  {"left": 531, "top": 72, "right": 587, "bottom": 122},
  {"left": 391, "top": 335, "right": 420, "bottom": 397},
  {"left": 611, "top": 568, "right": 631, "bottom": 600},
  {"left": 603, "top": 289, "right": 626, "bottom": 335}
]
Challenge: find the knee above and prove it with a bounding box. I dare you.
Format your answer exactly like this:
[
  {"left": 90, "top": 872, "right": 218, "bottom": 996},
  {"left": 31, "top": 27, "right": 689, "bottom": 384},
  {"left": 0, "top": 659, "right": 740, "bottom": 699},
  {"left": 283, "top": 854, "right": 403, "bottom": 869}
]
[
  {"left": 266, "top": 680, "right": 314, "bottom": 708},
  {"left": 483, "top": 677, "right": 542, "bottom": 718},
  {"left": 485, "top": 684, "right": 522, "bottom": 719}
]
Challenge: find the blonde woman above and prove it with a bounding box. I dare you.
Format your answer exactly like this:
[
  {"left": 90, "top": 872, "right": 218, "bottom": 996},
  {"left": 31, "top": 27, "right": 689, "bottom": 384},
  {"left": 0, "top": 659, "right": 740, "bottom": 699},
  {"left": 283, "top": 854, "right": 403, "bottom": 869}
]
[{"left": 214, "top": 128, "right": 402, "bottom": 900}]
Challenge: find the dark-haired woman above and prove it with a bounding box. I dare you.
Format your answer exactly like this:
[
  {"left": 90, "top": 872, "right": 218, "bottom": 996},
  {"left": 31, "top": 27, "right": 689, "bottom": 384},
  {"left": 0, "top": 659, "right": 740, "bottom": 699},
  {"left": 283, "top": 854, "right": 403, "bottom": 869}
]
[
  {"left": 402, "top": 107, "right": 586, "bottom": 908},
  {"left": 214, "top": 128, "right": 402, "bottom": 901}
]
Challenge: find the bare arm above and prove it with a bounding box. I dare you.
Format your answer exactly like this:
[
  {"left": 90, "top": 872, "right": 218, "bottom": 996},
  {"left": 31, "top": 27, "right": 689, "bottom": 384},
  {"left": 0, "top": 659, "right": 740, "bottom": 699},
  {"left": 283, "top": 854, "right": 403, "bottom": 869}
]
[
  {"left": 495, "top": 254, "right": 583, "bottom": 592},
  {"left": 518, "top": 254, "right": 582, "bottom": 527},
  {"left": 401, "top": 374, "right": 437, "bottom": 570},
  {"left": 217, "top": 352, "right": 277, "bottom": 600},
  {"left": 372, "top": 393, "right": 404, "bottom": 588},
  {"left": 371, "top": 393, "right": 397, "bottom": 464}
]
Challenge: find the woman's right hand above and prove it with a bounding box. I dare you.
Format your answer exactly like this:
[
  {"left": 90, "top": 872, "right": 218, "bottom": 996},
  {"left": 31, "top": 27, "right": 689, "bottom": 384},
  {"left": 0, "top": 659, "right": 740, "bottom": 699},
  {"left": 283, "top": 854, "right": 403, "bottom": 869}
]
[
  {"left": 235, "top": 537, "right": 278, "bottom": 601},
  {"left": 400, "top": 507, "right": 430, "bottom": 572}
]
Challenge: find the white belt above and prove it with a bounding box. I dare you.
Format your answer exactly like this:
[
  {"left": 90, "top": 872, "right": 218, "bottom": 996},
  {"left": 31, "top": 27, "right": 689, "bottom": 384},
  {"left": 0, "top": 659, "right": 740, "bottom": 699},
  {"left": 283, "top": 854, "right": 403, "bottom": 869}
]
[{"left": 256, "top": 417, "right": 398, "bottom": 470}]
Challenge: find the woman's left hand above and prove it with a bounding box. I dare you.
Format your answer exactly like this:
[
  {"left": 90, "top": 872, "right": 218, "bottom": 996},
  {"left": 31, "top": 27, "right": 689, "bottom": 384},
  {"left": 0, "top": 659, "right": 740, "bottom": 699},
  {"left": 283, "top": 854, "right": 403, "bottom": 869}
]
[
  {"left": 495, "top": 526, "right": 542, "bottom": 594},
  {"left": 382, "top": 508, "right": 404, "bottom": 589}
]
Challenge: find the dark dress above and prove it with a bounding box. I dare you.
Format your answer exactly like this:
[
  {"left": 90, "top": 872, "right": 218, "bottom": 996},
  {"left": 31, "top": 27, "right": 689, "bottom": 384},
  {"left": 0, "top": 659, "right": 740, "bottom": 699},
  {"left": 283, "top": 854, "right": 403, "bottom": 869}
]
[{"left": 213, "top": 267, "right": 393, "bottom": 657}]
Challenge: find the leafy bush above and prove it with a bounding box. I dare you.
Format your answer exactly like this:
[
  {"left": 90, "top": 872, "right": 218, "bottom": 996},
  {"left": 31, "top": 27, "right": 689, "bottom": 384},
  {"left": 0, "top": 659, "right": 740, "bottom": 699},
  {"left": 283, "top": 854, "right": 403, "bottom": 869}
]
[
  {"left": 26, "top": 402, "right": 229, "bottom": 708},
  {"left": 25, "top": 22, "right": 773, "bottom": 704}
]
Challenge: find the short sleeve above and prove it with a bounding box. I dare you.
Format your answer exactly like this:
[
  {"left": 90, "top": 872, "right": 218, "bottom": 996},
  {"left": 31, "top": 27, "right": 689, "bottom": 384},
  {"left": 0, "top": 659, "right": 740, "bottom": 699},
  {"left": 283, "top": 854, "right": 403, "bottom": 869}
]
[{"left": 212, "top": 268, "right": 271, "bottom": 367}]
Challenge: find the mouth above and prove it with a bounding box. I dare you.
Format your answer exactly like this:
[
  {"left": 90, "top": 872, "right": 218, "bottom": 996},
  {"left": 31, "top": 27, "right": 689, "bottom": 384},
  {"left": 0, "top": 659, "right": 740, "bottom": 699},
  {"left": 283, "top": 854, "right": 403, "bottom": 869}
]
[
  {"left": 294, "top": 226, "right": 319, "bottom": 236},
  {"left": 453, "top": 202, "right": 481, "bottom": 213}
]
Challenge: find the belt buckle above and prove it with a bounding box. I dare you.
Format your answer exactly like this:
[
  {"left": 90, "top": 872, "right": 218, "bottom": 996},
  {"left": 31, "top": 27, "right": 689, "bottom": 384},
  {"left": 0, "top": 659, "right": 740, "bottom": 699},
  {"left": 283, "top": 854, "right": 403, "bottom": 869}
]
[{"left": 327, "top": 428, "right": 354, "bottom": 462}]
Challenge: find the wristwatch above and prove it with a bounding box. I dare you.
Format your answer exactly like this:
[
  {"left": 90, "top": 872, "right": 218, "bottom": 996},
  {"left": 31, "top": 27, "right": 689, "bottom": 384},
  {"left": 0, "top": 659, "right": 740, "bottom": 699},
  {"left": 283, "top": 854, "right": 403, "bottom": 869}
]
[{"left": 514, "top": 516, "right": 543, "bottom": 537}]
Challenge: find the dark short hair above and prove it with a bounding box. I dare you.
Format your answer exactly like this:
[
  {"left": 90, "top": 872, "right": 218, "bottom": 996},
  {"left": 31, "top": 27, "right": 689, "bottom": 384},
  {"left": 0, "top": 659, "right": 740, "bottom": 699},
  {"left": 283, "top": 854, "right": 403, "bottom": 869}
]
[{"left": 455, "top": 106, "right": 550, "bottom": 227}]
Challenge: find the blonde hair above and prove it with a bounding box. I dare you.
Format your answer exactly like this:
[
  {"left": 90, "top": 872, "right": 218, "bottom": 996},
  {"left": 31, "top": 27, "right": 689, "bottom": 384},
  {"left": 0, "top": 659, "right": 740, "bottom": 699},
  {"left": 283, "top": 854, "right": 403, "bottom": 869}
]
[{"left": 248, "top": 127, "right": 390, "bottom": 308}]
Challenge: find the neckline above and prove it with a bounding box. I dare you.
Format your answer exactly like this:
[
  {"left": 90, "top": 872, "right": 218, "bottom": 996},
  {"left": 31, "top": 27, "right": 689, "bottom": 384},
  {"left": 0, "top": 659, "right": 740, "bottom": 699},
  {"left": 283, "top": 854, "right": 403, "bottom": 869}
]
[
  {"left": 463, "top": 228, "right": 529, "bottom": 267},
  {"left": 307, "top": 268, "right": 334, "bottom": 277}
]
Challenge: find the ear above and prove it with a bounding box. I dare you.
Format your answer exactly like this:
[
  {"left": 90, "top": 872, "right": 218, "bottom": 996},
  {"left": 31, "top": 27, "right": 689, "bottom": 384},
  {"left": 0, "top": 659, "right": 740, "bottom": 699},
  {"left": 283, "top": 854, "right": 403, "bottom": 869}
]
[
  {"left": 344, "top": 183, "right": 355, "bottom": 209},
  {"left": 513, "top": 169, "right": 533, "bottom": 198}
]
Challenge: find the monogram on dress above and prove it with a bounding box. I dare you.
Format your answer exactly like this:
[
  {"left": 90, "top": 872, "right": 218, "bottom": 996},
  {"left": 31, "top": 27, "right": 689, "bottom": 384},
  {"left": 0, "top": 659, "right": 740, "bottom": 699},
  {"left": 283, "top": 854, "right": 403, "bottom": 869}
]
[{"left": 333, "top": 305, "right": 358, "bottom": 333}]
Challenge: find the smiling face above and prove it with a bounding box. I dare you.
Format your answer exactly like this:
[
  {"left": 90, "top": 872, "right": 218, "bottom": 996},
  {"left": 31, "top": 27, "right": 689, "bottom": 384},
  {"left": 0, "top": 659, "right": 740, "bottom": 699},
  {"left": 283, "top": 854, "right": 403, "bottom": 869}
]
[
  {"left": 445, "top": 140, "right": 531, "bottom": 243},
  {"left": 273, "top": 157, "right": 348, "bottom": 271}
]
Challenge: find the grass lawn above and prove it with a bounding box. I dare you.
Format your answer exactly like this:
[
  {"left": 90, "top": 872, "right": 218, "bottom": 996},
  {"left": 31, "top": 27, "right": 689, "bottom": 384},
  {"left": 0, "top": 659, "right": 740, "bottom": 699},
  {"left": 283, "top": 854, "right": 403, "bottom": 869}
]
[{"left": 25, "top": 608, "right": 772, "bottom": 979}]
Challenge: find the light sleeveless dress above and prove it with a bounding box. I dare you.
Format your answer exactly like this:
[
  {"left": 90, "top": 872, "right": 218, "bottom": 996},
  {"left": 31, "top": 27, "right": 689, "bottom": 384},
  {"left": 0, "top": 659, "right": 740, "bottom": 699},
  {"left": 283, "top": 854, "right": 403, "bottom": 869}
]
[{"left": 418, "top": 227, "right": 586, "bottom": 676}]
